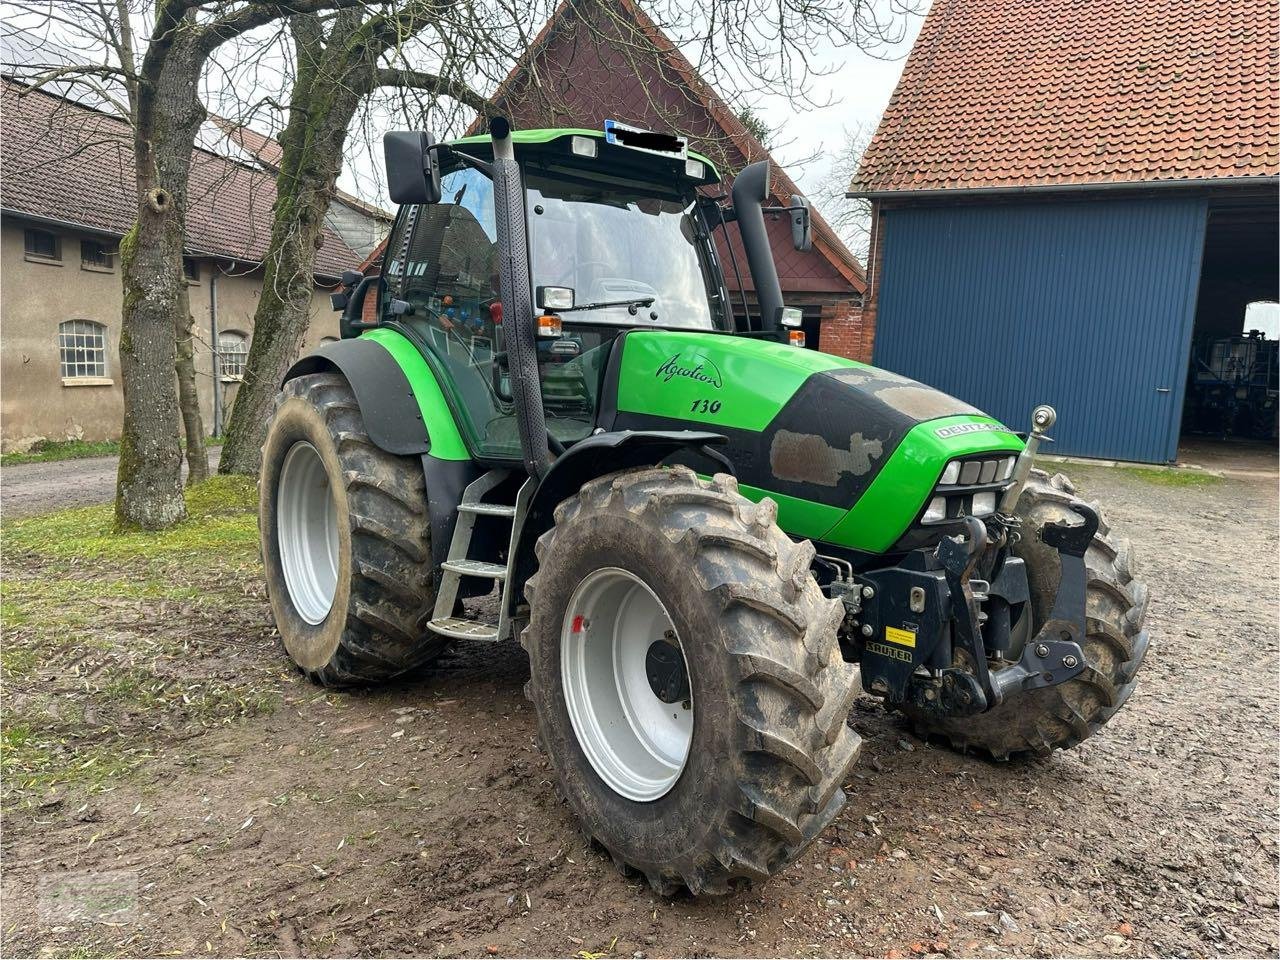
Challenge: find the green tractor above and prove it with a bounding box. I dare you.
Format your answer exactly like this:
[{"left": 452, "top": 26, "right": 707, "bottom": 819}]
[{"left": 260, "top": 118, "right": 1149, "bottom": 895}]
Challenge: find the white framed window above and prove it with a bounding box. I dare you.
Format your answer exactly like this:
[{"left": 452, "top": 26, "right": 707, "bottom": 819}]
[
  {"left": 218, "top": 330, "right": 249, "bottom": 380},
  {"left": 58, "top": 319, "right": 109, "bottom": 382}
]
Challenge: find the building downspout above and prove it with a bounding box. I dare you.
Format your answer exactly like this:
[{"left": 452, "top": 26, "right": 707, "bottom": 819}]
[{"left": 210, "top": 269, "right": 222, "bottom": 437}]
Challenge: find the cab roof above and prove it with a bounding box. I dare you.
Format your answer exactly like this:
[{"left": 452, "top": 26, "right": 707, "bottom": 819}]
[{"left": 448, "top": 127, "right": 721, "bottom": 186}]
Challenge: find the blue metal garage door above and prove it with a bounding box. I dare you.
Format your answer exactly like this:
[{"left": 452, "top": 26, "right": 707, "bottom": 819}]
[{"left": 872, "top": 197, "right": 1207, "bottom": 463}]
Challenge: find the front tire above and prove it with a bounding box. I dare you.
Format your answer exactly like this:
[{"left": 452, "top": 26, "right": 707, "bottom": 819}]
[
  {"left": 905, "top": 468, "right": 1150, "bottom": 758},
  {"left": 521, "top": 466, "right": 862, "bottom": 895},
  {"left": 260, "top": 373, "right": 447, "bottom": 685}
]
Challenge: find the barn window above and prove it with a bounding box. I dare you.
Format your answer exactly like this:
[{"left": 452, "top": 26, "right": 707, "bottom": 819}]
[
  {"left": 218, "top": 330, "right": 249, "bottom": 380},
  {"left": 81, "top": 239, "right": 115, "bottom": 270},
  {"left": 183, "top": 258, "right": 200, "bottom": 282},
  {"left": 25, "top": 228, "right": 61, "bottom": 262},
  {"left": 58, "top": 320, "right": 108, "bottom": 380}
]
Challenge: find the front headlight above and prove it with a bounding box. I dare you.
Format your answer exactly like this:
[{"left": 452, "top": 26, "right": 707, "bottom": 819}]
[{"left": 920, "top": 456, "right": 1015, "bottom": 524}]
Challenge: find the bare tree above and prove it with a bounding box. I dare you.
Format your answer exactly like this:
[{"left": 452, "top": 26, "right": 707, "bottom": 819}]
[
  {"left": 217, "top": 5, "right": 489, "bottom": 475},
  {"left": 814, "top": 123, "right": 874, "bottom": 262},
  {"left": 4, "top": 3, "right": 213, "bottom": 487},
  {"left": 8, "top": 0, "right": 396, "bottom": 529}
]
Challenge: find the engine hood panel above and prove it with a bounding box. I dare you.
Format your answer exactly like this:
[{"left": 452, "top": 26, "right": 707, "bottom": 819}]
[{"left": 609, "top": 330, "right": 1023, "bottom": 550}]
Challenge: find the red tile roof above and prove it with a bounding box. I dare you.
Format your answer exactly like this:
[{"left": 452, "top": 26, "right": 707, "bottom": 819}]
[
  {"left": 853, "top": 0, "right": 1280, "bottom": 195},
  {"left": 465, "top": 0, "right": 865, "bottom": 296},
  {"left": 207, "top": 114, "right": 392, "bottom": 222},
  {"left": 1, "top": 78, "right": 363, "bottom": 277}
]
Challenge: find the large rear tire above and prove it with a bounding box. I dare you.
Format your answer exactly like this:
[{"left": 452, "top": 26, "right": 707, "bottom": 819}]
[
  {"left": 260, "top": 372, "right": 448, "bottom": 685},
  {"left": 906, "top": 468, "right": 1150, "bottom": 758},
  {"left": 521, "top": 466, "right": 862, "bottom": 895}
]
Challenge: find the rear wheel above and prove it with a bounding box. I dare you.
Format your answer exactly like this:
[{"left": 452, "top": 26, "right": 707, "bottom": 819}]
[
  {"left": 260, "top": 372, "right": 448, "bottom": 685},
  {"left": 906, "top": 468, "right": 1150, "bottom": 758},
  {"left": 522, "top": 466, "right": 862, "bottom": 895}
]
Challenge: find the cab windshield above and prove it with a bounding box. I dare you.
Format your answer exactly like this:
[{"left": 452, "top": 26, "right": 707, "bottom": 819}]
[{"left": 526, "top": 171, "right": 722, "bottom": 330}]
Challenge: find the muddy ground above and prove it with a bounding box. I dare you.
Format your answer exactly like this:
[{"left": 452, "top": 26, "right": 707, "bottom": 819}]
[{"left": 2, "top": 462, "right": 1277, "bottom": 958}]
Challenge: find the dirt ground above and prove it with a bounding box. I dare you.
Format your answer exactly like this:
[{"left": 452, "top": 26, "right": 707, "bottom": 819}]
[{"left": 2, "top": 461, "right": 1277, "bottom": 959}]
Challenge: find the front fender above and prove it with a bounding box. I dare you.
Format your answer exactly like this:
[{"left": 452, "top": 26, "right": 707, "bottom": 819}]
[
  {"left": 507, "top": 430, "right": 729, "bottom": 619},
  {"left": 282, "top": 330, "right": 468, "bottom": 460}
]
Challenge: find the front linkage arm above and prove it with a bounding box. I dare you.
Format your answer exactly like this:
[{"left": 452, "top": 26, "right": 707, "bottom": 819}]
[{"left": 849, "top": 500, "right": 1097, "bottom": 719}]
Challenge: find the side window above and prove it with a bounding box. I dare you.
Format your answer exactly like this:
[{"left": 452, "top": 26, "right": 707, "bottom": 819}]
[
  {"left": 218, "top": 330, "right": 249, "bottom": 380},
  {"left": 58, "top": 319, "right": 108, "bottom": 381},
  {"left": 400, "top": 167, "right": 500, "bottom": 346}
]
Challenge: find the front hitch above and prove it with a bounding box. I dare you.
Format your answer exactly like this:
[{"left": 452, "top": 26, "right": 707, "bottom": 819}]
[
  {"left": 934, "top": 505, "right": 1095, "bottom": 711},
  {"left": 850, "top": 501, "right": 1095, "bottom": 718}
]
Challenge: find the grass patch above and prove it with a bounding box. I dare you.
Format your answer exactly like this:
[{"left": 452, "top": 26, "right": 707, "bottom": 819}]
[
  {"left": 3, "top": 475, "right": 259, "bottom": 564},
  {"left": 1, "top": 435, "right": 225, "bottom": 466},
  {"left": 1118, "top": 466, "right": 1223, "bottom": 488},
  {"left": 0, "top": 439, "right": 120, "bottom": 466},
  {"left": 1, "top": 474, "right": 276, "bottom": 808}
]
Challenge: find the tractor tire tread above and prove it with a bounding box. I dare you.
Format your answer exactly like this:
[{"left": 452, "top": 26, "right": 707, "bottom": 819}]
[{"left": 522, "top": 466, "right": 861, "bottom": 896}]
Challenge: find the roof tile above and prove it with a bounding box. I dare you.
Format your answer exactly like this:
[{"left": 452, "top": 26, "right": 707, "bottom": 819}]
[
  {"left": 854, "top": 0, "right": 1278, "bottom": 193},
  {"left": 1, "top": 79, "right": 362, "bottom": 277}
]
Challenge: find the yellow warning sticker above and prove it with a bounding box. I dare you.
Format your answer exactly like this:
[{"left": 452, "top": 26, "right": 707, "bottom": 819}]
[{"left": 885, "top": 625, "right": 917, "bottom": 648}]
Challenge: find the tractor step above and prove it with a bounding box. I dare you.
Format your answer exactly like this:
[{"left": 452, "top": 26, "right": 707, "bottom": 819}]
[
  {"left": 456, "top": 502, "right": 517, "bottom": 517},
  {"left": 441, "top": 559, "right": 507, "bottom": 579},
  {"left": 427, "top": 616, "right": 500, "bottom": 641},
  {"left": 429, "top": 469, "right": 533, "bottom": 646}
]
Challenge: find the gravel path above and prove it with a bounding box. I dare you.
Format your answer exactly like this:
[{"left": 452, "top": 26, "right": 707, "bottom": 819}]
[{"left": 1, "top": 450, "right": 222, "bottom": 517}]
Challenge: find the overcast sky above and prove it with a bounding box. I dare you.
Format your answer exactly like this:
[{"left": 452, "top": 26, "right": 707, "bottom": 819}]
[{"left": 746, "top": 7, "right": 929, "bottom": 197}]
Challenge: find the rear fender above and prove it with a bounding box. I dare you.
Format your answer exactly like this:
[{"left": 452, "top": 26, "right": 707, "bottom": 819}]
[
  {"left": 284, "top": 333, "right": 474, "bottom": 574},
  {"left": 507, "top": 430, "right": 729, "bottom": 620}
]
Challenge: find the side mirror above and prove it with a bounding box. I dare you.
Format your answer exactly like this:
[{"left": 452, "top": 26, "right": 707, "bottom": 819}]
[
  {"left": 384, "top": 131, "right": 442, "bottom": 205},
  {"left": 790, "top": 194, "right": 812, "bottom": 252}
]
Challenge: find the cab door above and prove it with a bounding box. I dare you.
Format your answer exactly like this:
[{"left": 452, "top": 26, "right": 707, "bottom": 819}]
[{"left": 381, "top": 164, "right": 609, "bottom": 460}]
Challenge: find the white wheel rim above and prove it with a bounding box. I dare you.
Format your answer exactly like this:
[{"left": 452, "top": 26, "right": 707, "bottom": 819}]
[
  {"left": 560, "top": 567, "right": 693, "bottom": 802},
  {"left": 277, "top": 441, "right": 339, "bottom": 625}
]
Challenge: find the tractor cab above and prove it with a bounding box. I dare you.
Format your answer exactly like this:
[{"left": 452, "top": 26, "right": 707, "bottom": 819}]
[{"left": 337, "top": 123, "right": 807, "bottom": 466}]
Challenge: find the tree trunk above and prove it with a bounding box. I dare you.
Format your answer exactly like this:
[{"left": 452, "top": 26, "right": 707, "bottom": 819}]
[
  {"left": 174, "top": 281, "right": 208, "bottom": 484},
  {"left": 114, "top": 36, "right": 206, "bottom": 529},
  {"left": 219, "top": 22, "right": 364, "bottom": 476}
]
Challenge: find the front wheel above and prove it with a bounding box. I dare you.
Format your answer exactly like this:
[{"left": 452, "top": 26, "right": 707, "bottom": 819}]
[
  {"left": 260, "top": 373, "right": 447, "bottom": 685},
  {"left": 905, "top": 468, "right": 1150, "bottom": 758},
  {"left": 521, "top": 466, "right": 862, "bottom": 896}
]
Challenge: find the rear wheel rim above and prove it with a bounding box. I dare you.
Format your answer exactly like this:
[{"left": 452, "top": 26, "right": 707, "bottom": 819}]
[
  {"left": 277, "top": 441, "right": 339, "bottom": 625},
  {"left": 561, "top": 567, "right": 693, "bottom": 802}
]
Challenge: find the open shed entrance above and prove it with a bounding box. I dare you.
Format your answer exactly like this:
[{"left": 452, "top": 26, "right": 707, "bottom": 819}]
[{"left": 1179, "top": 192, "right": 1280, "bottom": 461}]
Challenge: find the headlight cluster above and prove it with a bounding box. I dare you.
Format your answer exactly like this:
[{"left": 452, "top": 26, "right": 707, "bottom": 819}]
[{"left": 920, "top": 455, "right": 1016, "bottom": 524}]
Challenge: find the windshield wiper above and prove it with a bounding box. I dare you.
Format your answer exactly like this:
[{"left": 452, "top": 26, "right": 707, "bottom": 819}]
[{"left": 558, "top": 296, "right": 655, "bottom": 316}]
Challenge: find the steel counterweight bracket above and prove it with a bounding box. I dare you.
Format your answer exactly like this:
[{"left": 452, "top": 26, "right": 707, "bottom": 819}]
[
  {"left": 990, "top": 500, "right": 1097, "bottom": 700},
  {"left": 934, "top": 517, "right": 995, "bottom": 704}
]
